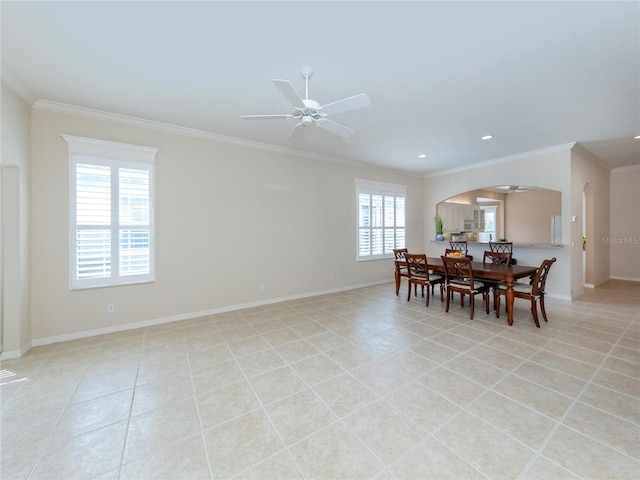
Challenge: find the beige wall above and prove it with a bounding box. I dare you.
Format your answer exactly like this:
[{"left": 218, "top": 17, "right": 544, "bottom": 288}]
[
  {"left": 1, "top": 82, "right": 32, "bottom": 357},
  {"left": 609, "top": 165, "right": 640, "bottom": 281},
  {"left": 504, "top": 190, "right": 561, "bottom": 244},
  {"left": 570, "top": 145, "right": 611, "bottom": 295},
  {"left": 29, "top": 108, "right": 425, "bottom": 343},
  {"left": 424, "top": 146, "right": 574, "bottom": 299}
]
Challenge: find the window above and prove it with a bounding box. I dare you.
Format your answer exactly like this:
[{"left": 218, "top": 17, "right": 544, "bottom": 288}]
[
  {"left": 479, "top": 205, "right": 497, "bottom": 242},
  {"left": 62, "top": 135, "right": 157, "bottom": 289},
  {"left": 356, "top": 179, "right": 407, "bottom": 260}
]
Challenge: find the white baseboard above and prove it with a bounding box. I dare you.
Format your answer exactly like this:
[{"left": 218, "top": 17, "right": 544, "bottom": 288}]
[
  {"left": 30, "top": 280, "right": 390, "bottom": 350},
  {"left": 0, "top": 341, "right": 33, "bottom": 360},
  {"left": 546, "top": 293, "right": 572, "bottom": 301},
  {"left": 610, "top": 275, "right": 640, "bottom": 282}
]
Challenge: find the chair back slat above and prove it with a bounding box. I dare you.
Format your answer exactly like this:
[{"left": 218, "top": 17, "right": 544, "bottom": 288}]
[
  {"left": 489, "top": 242, "right": 513, "bottom": 253},
  {"left": 393, "top": 248, "right": 408, "bottom": 260},
  {"left": 483, "top": 250, "right": 512, "bottom": 266},
  {"left": 441, "top": 255, "right": 477, "bottom": 289},
  {"left": 449, "top": 241, "right": 468, "bottom": 256},
  {"left": 531, "top": 257, "right": 556, "bottom": 296},
  {"left": 404, "top": 253, "right": 428, "bottom": 277}
]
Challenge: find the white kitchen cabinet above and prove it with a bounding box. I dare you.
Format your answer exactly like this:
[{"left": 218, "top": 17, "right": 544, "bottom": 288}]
[{"left": 437, "top": 203, "right": 481, "bottom": 232}]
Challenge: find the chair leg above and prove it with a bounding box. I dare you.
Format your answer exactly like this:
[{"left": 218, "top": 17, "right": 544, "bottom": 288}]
[
  {"left": 407, "top": 281, "right": 412, "bottom": 302},
  {"left": 531, "top": 299, "right": 540, "bottom": 328},
  {"left": 445, "top": 287, "right": 451, "bottom": 313},
  {"left": 395, "top": 272, "right": 400, "bottom": 296},
  {"left": 470, "top": 294, "right": 475, "bottom": 320},
  {"left": 484, "top": 291, "right": 490, "bottom": 314},
  {"left": 425, "top": 283, "right": 431, "bottom": 307},
  {"left": 439, "top": 284, "right": 444, "bottom": 302},
  {"left": 495, "top": 293, "right": 501, "bottom": 318},
  {"left": 539, "top": 295, "right": 549, "bottom": 322}
]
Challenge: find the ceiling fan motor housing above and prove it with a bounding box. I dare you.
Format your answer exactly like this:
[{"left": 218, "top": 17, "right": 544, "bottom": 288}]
[{"left": 296, "top": 99, "right": 321, "bottom": 120}]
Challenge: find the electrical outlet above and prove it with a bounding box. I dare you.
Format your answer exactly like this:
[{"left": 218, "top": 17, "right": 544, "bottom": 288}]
[{"left": 107, "top": 304, "right": 115, "bottom": 314}]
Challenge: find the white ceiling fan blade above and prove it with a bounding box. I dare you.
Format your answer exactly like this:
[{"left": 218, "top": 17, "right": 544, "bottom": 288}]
[
  {"left": 241, "top": 114, "right": 294, "bottom": 120},
  {"left": 285, "top": 123, "right": 303, "bottom": 143},
  {"left": 320, "top": 93, "right": 370, "bottom": 116},
  {"left": 316, "top": 118, "right": 355, "bottom": 138},
  {"left": 272, "top": 79, "right": 305, "bottom": 108}
]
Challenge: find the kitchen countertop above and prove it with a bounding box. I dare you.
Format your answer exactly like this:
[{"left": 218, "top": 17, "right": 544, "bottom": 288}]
[{"left": 430, "top": 241, "right": 564, "bottom": 248}]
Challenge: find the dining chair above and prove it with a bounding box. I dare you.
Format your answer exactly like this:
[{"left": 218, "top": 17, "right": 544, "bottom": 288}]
[
  {"left": 483, "top": 250, "right": 512, "bottom": 265},
  {"left": 449, "top": 241, "right": 468, "bottom": 256},
  {"left": 393, "top": 248, "right": 409, "bottom": 296},
  {"left": 489, "top": 241, "right": 513, "bottom": 253},
  {"left": 444, "top": 248, "right": 470, "bottom": 303},
  {"left": 489, "top": 241, "right": 515, "bottom": 265},
  {"left": 440, "top": 255, "right": 490, "bottom": 319},
  {"left": 405, "top": 253, "right": 444, "bottom": 306},
  {"left": 495, "top": 257, "right": 557, "bottom": 327},
  {"left": 480, "top": 251, "right": 513, "bottom": 310}
]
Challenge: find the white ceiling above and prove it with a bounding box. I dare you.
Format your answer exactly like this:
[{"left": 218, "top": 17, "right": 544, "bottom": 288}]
[{"left": 2, "top": 1, "right": 639, "bottom": 175}]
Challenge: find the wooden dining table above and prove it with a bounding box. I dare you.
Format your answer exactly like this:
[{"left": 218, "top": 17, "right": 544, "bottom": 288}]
[{"left": 424, "top": 256, "right": 539, "bottom": 326}]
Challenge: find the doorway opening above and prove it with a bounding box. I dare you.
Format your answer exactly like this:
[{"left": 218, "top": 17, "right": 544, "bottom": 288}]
[{"left": 583, "top": 183, "right": 594, "bottom": 287}]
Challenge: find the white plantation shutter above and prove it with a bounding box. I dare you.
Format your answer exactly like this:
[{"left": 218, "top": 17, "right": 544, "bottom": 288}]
[
  {"left": 64, "top": 135, "right": 157, "bottom": 289},
  {"left": 356, "top": 180, "right": 407, "bottom": 260},
  {"left": 119, "top": 168, "right": 151, "bottom": 277},
  {"left": 75, "top": 163, "right": 112, "bottom": 280}
]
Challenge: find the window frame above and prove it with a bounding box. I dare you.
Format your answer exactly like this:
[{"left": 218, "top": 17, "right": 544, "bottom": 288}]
[
  {"left": 63, "top": 135, "right": 158, "bottom": 290},
  {"left": 355, "top": 179, "right": 407, "bottom": 261}
]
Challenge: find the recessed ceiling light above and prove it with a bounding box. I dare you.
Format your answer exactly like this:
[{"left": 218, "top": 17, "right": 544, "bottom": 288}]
[
  {"left": 481, "top": 135, "right": 493, "bottom": 140},
  {"left": 418, "top": 154, "right": 427, "bottom": 158}
]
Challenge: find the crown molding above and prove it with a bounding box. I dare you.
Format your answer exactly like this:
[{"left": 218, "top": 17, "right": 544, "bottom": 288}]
[
  {"left": 611, "top": 163, "right": 640, "bottom": 173},
  {"left": 1, "top": 62, "right": 37, "bottom": 105},
  {"left": 31, "top": 99, "right": 383, "bottom": 170},
  {"left": 571, "top": 142, "right": 612, "bottom": 171},
  {"left": 424, "top": 143, "right": 576, "bottom": 179}
]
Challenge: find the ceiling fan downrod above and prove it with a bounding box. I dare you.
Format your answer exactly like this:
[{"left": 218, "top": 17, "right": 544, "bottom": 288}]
[{"left": 301, "top": 66, "right": 313, "bottom": 100}]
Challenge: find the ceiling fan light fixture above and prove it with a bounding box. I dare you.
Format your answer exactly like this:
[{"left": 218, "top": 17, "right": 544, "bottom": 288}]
[
  {"left": 418, "top": 154, "right": 427, "bottom": 158},
  {"left": 634, "top": 135, "right": 640, "bottom": 139},
  {"left": 481, "top": 135, "right": 493, "bottom": 140}
]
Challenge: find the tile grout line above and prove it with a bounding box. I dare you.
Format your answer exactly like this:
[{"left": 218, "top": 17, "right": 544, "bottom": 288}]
[
  {"left": 115, "top": 335, "right": 145, "bottom": 480},
  {"left": 405, "top": 324, "right": 552, "bottom": 479},
  {"left": 213, "top": 309, "right": 311, "bottom": 480},
  {"left": 23, "top": 340, "right": 108, "bottom": 480},
  {"left": 183, "top": 315, "right": 219, "bottom": 480},
  {"left": 18, "top": 344, "right": 67, "bottom": 480},
  {"left": 4, "top": 283, "right": 637, "bottom": 480},
  {"left": 516, "top": 308, "right": 640, "bottom": 479},
  {"left": 226, "top": 304, "right": 423, "bottom": 479}
]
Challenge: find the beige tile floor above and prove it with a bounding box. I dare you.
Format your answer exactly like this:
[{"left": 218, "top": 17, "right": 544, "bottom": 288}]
[{"left": 1, "top": 280, "right": 639, "bottom": 480}]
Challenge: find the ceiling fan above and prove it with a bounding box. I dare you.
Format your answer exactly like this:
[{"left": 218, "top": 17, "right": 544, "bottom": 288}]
[
  {"left": 241, "top": 66, "right": 370, "bottom": 142},
  {"left": 494, "top": 185, "right": 540, "bottom": 193}
]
